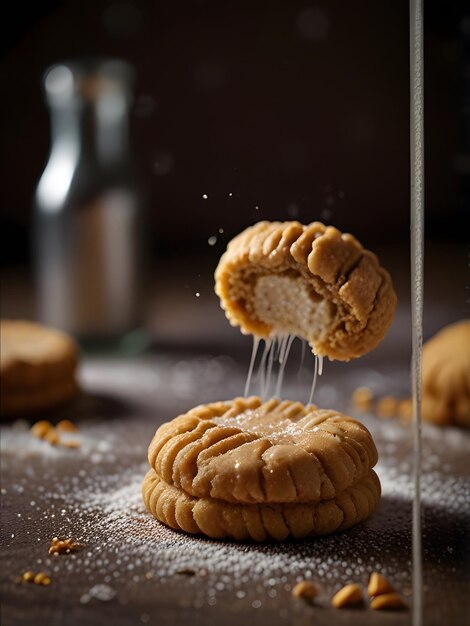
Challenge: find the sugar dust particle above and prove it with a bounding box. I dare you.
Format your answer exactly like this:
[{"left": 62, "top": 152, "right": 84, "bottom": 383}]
[
  {"left": 195, "top": 292, "right": 200, "bottom": 297},
  {"left": 208, "top": 236, "right": 217, "bottom": 246},
  {"left": 254, "top": 205, "right": 259, "bottom": 210},
  {"left": 202, "top": 194, "right": 208, "bottom": 199},
  {"left": 228, "top": 192, "right": 233, "bottom": 197},
  {"left": 218, "top": 228, "right": 224, "bottom": 234}
]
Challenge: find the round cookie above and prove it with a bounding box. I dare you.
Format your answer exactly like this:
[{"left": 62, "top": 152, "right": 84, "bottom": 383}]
[
  {"left": 215, "top": 221, "right": 397, "bottom": 361},
  {"left": 0, "top": 320, "right": 80, "bottom": 417},
  {"left": 142, "top": 469, "right": 381, "bottom": 542},
  {"left": 421, "top": 320, "right": 470, "bottom": 427},
  {"left": 143, "top": 397, "right": 381, "bottom": 540}
]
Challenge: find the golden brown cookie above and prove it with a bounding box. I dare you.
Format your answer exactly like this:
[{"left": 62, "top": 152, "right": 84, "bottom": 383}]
[
  {"left": 215, "top": 221, "right": 397, "bottom": 361},
  {"left": 421, "top": 320, "right": 470, "bottom": 427},
  {"left": 142, "top": 468, "right": 380, "bottom": 541},
  {"left": 0, "top": 320, "right": 80, "bottom": 417},
  {"left": 143, "top": 397, "right": 381, "bottom": 540}
]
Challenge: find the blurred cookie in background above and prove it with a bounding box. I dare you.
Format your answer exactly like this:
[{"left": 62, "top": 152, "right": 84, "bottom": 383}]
[
  {"left": 0, "top": 320, "right": 80, "bottom": 418},
  {"left": 421, "top": 320, "right": 469, "bottom": 428}
]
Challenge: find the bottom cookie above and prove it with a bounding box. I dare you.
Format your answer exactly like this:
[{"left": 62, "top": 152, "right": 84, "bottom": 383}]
[{"left": 142, "top": 469, "right": 381, "bottom": 542}]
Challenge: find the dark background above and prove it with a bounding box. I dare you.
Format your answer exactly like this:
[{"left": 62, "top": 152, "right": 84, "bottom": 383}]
[{"left": 0, "top": 0, "right": 468, "bottom": 269}]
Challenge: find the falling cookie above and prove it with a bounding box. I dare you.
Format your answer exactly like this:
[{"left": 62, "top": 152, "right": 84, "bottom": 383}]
[{"left": 215, "top": 221, "right": 397, "bottom": 361}]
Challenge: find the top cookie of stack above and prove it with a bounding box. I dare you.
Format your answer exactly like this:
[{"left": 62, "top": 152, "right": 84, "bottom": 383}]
[
  {"left": 1, "top": 320, "right": 80, "bottom": 417},
  {"left": 215, "top": 221, "right": 397, "bottom": 361}
]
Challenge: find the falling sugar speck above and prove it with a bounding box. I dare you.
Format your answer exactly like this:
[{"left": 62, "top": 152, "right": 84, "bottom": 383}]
[
  {"left": 195, "top": 292, "right": 200, "bottom": 297},
  {"left": 218, "top": 228, "right": 224, "bottom": 234},
  {"left": 202, "top": 194, "right": 208, "bottom": 200},
  {"left": 208, "top": 236, "right": 217, "bottom": 246}
]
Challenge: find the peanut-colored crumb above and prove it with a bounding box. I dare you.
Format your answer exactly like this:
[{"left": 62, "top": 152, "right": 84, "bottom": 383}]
[
  {"left": 176, "top": 568, "right": 196, "bottom": 576},
  {"left": 292, "top": 580, "right": 318, "bottom": 599},
  {"left": 376, "top": 395, "right": 399, "bottom": 418},
  {"left": 56, "top": 419, "right": 79, "bottom": 433},
  {"left": 33, "top": 572, "right": 51, "bottom": 586},
  {"left": 44, "top": 429, "right": 60, "bottom": 446},
  {"left": 368, "top": 572, "right": 395, "bottom": 597},
  {"left": 48, "top": 537, "right": 81, "bottom": 555},
  {"left": 331, "top": 583, "right": 363, "bottom": 608},
  {"left": 30, "top": 420, "right": 53, "bottom": 439},
  {"left": 61, "top": 439, "right": 81, "bottom": 449},
  {"left": 370, "top": 592, "right": 408, "bottom": 610},
  {"left": 21, "top": 571, "right": 51, "bottom": 586},
  {"left": 398, "top": 399, "right": 413, "bottom": 422},
  {"left": 352, "top": 387, "right": 374, "bottom": 411}
]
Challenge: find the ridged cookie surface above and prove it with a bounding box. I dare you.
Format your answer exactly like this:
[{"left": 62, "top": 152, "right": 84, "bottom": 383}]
[
  {"left": 215, "top": 221, "right": 396, "bottom": 361},
  {"left": 147, "top": 397, "right": 378, "bottom": 505},
  {"left": 142, "top": 468, "right": 381, "bottom": 541}
]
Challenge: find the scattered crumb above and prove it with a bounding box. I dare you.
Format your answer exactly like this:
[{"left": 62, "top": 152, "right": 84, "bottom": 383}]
[
  {"left": 44, "top": 429, "right": 60, "bottom": 446},
  {"left": 292, "top": 580, "right": 318, "bottom": 600},
  {"left": 145, "top": 572, "right": 154, "bottom": 580},
  {"left": 30, "top": 420, "right": 53, "bottom": 439},
  {"left": 48, "top": 537, "right": 82, "bottom": 555},
  {"left": 376, "top": 396, "right": 399, "bottom": 418},
  {"left": 370, "top": 592, "right": 408, "bottom": 610},
  {"left": 21, "top": 571, "right": 51, "bottom": 586},
  {"left": 331, "top": 583, "right": 363, "bottom": 608},
  {"left": 61, "top": 439, "right": 81, "bottom": 449},
  {"left": 351, "top": 387, "right": 373, "bottom": 411},
  {"left": 176, "top": 568, "right": 196, "bottom": 577},
  {"left": 367, "top": 572, "right": 395, "bottom": 597},
  {"left": 398, "top": 399, "right": 413, "bottom": 422},
  {"left": 56, "top": 419, "right": 79, "bottom": 433}
]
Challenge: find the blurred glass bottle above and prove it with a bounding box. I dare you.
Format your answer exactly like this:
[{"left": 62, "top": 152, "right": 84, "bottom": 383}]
[{"left": 34, "top": 59, "right": 147, "bottom": 351}]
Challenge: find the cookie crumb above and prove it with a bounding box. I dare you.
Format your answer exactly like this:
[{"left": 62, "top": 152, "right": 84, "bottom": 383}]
[
  {"left": 292, "top": 580, "right": 318, "bottom": 600},
  {"left": 49, "top": 537, "right": 82, "bottom": 555},
  {"left": 376, "top": 396, "right": 398, "bottom": 418},
  {"left": 370, "top": 592, "right": 407, "bottom": 610},
  {"left": 34, "top": 572, "right": 51, "bottom": 586},
  {"left": 331, "top": 583, "right": 363, "bottom": 608},
  {"left": 61, "top": 439, "right": 81, "bottom": 449},
  {"left": 30, "top": 420, "right": 53, "bottom": 439},
  {"left": 367, "top": 572, "right": 395, "bottom": 597},
  {"left": 44, "top": 429, "right": 60, "bottom": 446},
  {"left": 351, "top": 387, "right": 373, "bottom": 411},
  {"left": 398, "top": 399, "right": 413, "bottom": 422},
  {"left": 176, "top": 568, "right": 196, "bottom": 576},
  {"left": 56, "top": 419, "right": 79, "bottom": 433},
  {"left": 21, "top": 571, "right": 51, "bottom": 586}
]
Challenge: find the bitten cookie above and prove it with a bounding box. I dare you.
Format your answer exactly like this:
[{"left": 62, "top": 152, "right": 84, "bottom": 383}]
[
  {"left": 421, "top": 320, "right": 470, "bottom": 427},
  {"left": 0, "top": 320, "right": 80, "bottom": 417},
  {"left": 215, "top": 221, "right": 397, "bottom": 361},
  {"left": 143, "top": 397, "right": 381, "bottom": 541}
]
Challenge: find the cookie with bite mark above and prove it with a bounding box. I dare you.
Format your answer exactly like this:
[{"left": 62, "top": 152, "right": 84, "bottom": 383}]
[{"left": 215, "top": 221, "right": 397, "bottom": 361}]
